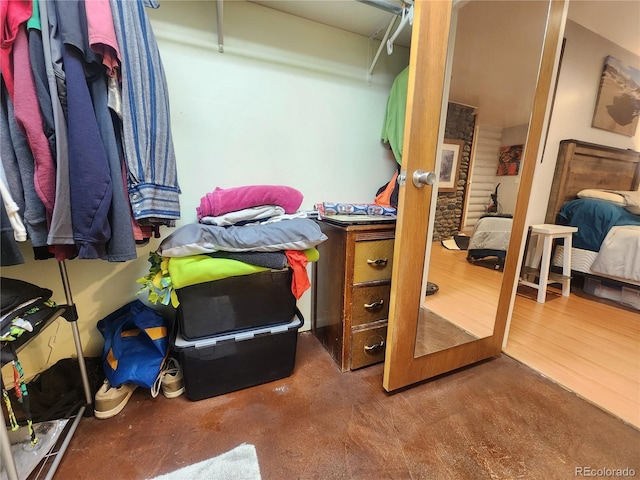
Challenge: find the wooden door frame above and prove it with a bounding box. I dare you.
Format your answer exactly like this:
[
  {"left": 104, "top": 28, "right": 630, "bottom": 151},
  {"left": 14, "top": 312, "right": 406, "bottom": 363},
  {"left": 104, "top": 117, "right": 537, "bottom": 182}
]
[
  {"left": 459, "top": 123, "right": 480, "bottom": 234},
  {"left": 383, "top": 0, "right": 568, "bottom": 392}
]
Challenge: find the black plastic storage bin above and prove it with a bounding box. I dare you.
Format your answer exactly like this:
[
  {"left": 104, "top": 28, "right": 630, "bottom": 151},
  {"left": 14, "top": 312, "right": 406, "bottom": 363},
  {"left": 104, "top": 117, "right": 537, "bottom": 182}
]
[
  {"left": 176, "top": 268, "right": 296, "bottom": 340},
  {"left": 171, "top": 308, "right": 304, "bottom": 401}
]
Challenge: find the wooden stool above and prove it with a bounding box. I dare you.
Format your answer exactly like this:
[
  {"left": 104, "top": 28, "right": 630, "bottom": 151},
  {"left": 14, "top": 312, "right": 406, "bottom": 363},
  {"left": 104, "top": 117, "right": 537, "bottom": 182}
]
[{"left": 519, "top": 224, "right": 578, "bottom": 303}]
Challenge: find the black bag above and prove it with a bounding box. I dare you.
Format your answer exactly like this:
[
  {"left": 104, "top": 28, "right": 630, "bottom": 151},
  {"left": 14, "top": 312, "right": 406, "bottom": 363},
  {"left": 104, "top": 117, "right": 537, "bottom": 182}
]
[{"left": 3, "top": 357, "right": 105, "bottom": 425}]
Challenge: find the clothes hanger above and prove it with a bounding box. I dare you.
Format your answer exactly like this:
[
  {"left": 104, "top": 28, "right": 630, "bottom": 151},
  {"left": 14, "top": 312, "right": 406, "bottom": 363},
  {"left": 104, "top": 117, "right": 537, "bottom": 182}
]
[{"left": 387, "top": 2, "right": 414, "bottom": 55}]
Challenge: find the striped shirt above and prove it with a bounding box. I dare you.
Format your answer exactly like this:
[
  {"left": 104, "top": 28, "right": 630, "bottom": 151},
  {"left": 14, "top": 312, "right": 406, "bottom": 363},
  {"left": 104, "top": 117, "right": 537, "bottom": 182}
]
[{"left": 109, "top": 0, "right": 181, "bottom": 221}]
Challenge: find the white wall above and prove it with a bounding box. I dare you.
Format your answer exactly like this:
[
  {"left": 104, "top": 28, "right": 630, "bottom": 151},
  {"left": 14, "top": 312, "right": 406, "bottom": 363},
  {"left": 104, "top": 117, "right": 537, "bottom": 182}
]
[
  {"left": 5, "top": 1, "right": 409, "bottom": 379},
  {"left": 528, "top": 20, "right": 640, "bottom": 224},
  {"left": 149, "top": 1, "right": 409, "bottom": 214}
]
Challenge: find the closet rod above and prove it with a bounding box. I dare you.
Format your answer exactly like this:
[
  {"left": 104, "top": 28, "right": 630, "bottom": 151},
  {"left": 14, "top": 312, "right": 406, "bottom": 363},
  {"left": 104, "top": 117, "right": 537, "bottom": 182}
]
[
  {"left": 216, "top": 0, "right": 224, "bottom": 53},
  {"left": 357, "top": 0, "right": 404, "bottom": 16}
]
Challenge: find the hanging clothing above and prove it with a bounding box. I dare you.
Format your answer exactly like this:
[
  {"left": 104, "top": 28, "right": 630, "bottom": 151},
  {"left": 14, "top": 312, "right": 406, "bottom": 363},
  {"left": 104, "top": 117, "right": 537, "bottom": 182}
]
[
  {"left": 54, "top": 0, "right": 114, "bottom": 259},
  {"left": 0, "top": 87, "right": 50, "bottom": 251},
  {"left": 90, "top": 76, "right": 137, "bottom": 261},
  {"left": 27, "top": 2, "right": 56, "bottom": 158},
  {"left": 110, "top": 0, "right": 181, "bottom": 222},
  {"left": 0, "top": 0, "right": 181, "bottom": 265},
  {"left": 374, "top": 168, "right": 400, "bottom": 209},
  {"left": 51, "top": 0, "right": 136, "bottom": 262},
  {"left": 0, "top": 167, "right": 27, "bottom": 243},
  {"left": 0, "top": 203, "right": 25, "bottom": 267},
  {"left": 0, "top": 0, "right": 33, "bottom": 100},
  {"left": 38, "top": 0, "right": 75, "bottom": 255},
  {"left": 13, "top": 27, "right": 57, "bottom": 222},
  {"left": 381, "top": 65, "right": 409, "bottom": 165},
  {"left": 0, "top": 157, "right": 27, "bottom": 267},
  {"left": 85, "top": 0, "right": 121, "bottom": 77}
]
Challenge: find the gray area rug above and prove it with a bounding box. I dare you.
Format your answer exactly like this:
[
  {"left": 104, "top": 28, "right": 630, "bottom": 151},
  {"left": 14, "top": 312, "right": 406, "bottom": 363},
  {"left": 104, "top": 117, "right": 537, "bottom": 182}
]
[{"left": 148, "top": 444, "right": 261, "bottom": 480}]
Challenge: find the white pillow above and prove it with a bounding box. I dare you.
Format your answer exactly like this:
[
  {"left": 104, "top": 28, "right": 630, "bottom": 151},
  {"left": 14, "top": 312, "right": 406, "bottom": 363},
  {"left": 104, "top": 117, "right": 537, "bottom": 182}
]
[
  {"left": 612, "top": 190, "right": 640, "bottom": 215},
  {"left": 576, "top": 189, "right": 627, "bottom": 207},
  {"left": 157, "top": 218, "right": 328, "bottom": 257}
]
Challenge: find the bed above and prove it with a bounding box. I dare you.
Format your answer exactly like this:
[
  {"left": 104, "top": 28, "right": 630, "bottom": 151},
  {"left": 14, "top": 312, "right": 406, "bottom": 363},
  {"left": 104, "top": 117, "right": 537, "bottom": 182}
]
[
  {"left": 466, "top": 214, "right": 513, "bottom": 270},
  {"left": 544, "top": 139, "right": 640, "bottom": 309}
]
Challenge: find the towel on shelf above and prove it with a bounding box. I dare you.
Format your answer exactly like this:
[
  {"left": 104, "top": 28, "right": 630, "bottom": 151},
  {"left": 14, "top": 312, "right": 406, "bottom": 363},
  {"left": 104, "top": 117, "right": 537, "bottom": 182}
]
[
  {"left": 199, "top": 205, "right": 286, "bottom": 226},
  {"left": 197, "top": 185, "right": 303, "bottom": 220}
]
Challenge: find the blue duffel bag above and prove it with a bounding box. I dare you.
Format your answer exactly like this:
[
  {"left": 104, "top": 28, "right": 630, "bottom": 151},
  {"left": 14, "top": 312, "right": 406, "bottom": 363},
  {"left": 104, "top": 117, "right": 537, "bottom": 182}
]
[{"left": 97, "top": 300, "right": 170, "bottom": 388}]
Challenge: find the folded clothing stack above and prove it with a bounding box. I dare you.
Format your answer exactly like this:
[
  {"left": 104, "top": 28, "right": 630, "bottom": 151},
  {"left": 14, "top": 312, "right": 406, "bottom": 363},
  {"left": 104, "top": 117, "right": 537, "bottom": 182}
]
[
  {"left": 138, "top": 185, "right": 327, "bottom": 308},
  {"left": 151, "top": 184, "right": 319, "bottom": 400}
]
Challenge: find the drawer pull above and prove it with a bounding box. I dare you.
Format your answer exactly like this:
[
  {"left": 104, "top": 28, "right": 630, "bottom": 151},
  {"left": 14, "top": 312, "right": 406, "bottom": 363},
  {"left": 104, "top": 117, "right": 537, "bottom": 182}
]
[
  {"left": 364, "top": 340, "right": 385, "bottom": 353},
  {"left": 364, "top": 300, "right": 384, "bottom": 309},
  {"left": 367, "top": 258, "right": 388, "bottom": 266}
]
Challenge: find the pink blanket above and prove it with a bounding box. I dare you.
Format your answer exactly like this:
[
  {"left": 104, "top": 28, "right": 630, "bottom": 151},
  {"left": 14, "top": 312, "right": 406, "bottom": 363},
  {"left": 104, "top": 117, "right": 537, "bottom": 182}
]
[{"left": 197, "top": 185, "right": 303, "bottom": 220}]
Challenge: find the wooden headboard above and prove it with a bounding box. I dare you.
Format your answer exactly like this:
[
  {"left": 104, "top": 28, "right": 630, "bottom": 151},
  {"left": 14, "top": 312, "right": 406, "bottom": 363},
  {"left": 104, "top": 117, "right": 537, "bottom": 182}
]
[{"left": 544, "top": 139, "right": 640, "bottom": 223}]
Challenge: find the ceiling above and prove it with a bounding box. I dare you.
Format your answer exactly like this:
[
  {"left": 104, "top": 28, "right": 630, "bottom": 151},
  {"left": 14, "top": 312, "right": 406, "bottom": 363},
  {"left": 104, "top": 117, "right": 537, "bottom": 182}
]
[
  {"left": 250, "top": 0, "right": 413, "bottom": 46},
  {"left": 567, "top": 1, "right": 640, "bottom": 57},
  {"left": 249, "top": 0, "right": 640, "bottom": 56},
  {"left": 248, "top": 0, "right": 639, "bottom": 128}
]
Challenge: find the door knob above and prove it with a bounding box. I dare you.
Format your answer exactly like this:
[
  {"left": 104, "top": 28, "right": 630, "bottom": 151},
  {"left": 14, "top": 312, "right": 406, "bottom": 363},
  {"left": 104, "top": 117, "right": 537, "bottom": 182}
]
[{"left": 412, "top": 170, "right": 437, "bottom": 188}]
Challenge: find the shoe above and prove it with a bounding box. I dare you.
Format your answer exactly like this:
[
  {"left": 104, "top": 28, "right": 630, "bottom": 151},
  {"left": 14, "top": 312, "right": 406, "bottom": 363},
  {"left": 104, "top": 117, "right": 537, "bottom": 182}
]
[
  {"left": 161, "top": 357, "right": 185, "bottom": 398},
  {"left": 94, "top": 380, "right": 137, "bottom": 419},
  {"left": 151, "top": 357, "right": 184, "bottom": 399},
  {"left": 425, "top": 281, "right": 439, "bottom": 296}
]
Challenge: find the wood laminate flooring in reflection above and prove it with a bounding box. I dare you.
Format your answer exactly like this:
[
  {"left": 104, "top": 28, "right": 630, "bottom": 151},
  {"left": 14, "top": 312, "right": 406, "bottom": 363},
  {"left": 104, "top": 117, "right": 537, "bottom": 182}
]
[{"left": 51, "top": 332, "right": 639, "bottom": 480}]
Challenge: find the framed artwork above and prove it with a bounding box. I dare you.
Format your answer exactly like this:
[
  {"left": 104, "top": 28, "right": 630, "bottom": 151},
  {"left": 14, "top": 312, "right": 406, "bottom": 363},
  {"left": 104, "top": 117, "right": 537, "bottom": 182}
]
[
  {"left": 439, "top": 139, "right": 463, "bottom": 192},
  {"left": 497, "top": 144, "right": 523, "bottom": 176},
  {"left": 592, "top": 55, "right": 640, "bottom": 137}
]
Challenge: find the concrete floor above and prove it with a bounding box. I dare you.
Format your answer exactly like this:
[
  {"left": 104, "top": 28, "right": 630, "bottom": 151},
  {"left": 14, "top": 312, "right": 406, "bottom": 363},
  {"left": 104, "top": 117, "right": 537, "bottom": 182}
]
[{"left": 52, "top": 332, "right": 639, "bottom": 480}]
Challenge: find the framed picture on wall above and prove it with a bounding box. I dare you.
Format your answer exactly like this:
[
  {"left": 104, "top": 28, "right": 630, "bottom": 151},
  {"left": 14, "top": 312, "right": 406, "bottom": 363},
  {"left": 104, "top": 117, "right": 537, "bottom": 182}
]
[
  {"left": 439, "top": 139, "right": 463, "bottom": 192},
  {"left": 592, "top": 55, "right": 640, "bottom": 137},
  {"left": 497, "top": 144, "right": 523, "bottom": 176}
]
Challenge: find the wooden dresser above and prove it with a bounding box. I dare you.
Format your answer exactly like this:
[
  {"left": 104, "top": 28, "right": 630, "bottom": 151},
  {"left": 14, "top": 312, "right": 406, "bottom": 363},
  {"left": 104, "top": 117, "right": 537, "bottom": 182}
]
[{"left": 311, "top": 219, "right": 396, "bottom": 371}]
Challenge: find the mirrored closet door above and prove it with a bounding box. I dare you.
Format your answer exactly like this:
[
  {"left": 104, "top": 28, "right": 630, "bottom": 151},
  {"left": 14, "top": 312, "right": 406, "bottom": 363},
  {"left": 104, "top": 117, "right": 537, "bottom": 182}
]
[{"left": 383, "top": 0, "right": 567, "bottom": 391}]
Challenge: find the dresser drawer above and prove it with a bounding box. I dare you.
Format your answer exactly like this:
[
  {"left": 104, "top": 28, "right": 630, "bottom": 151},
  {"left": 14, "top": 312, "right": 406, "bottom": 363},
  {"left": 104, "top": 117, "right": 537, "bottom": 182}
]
[
  {"left": 353, "top": 239, "right": 394, "bottom": 284},
  {"left": 350, "top": 324, "right": 387, "bottom": 370},
  {"left": 350, "top": 284, "right": 391, "bottom": 327},
  {"left": 312, "top": 220, "right": 395, "bottom": 372}
]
